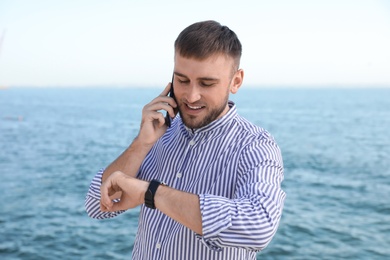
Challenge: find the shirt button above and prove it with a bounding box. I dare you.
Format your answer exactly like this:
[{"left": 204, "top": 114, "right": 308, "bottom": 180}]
[
  {"left": 177, "top": 172, "right": 182, "bottom": 178},
  {"left": 156, "top": 243, "right": 161, "bottom": 249},
  {"left": 189, "top": 140, "right": 195, "bottom": 146}
]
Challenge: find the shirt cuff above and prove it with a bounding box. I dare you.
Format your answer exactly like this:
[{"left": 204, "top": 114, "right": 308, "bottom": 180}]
[
  {"left": 87, "top": 168, "right": 104, "bottom": 200},
  {"left": 85, "top": 168, "right": 126, "bottom": 219},
  {"left": 196, "top": 194, "right": 234, "bottom": 251}
]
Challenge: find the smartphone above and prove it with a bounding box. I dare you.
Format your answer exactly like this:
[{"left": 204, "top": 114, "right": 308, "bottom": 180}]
[{"left": 165, "top": 74, "right": 175, "bottom": 127}]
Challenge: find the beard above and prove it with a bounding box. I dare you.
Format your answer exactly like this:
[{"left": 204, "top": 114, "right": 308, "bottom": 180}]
[{"left": 178, "top": 92, "right": 229, "bottom": 129}]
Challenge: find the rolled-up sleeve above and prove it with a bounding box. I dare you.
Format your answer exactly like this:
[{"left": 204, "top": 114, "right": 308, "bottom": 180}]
[
  {"left": 85, "top": 169, "right": 125, "bottom": 219},
  {"left": 197, "top": 140, "right": 286, "bottom": 252}
]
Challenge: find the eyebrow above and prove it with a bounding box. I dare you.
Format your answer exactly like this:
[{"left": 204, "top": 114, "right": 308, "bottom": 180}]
[{"left": 174, "top": 72, "right": 219, "bottom": 81}]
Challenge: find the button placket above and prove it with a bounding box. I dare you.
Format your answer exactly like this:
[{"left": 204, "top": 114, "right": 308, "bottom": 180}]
[{"left": 173, "top": 136, "right": 198, "bottom": 189}]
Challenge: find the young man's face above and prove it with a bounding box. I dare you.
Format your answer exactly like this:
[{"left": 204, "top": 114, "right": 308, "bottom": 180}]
[{"left": 173, "top": 52, "right": 243, "bottom": 129}]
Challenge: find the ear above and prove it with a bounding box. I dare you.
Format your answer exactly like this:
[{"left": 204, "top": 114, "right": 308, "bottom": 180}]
[{"left": 230, "top": 69, "right": 244, "bottom": 94}]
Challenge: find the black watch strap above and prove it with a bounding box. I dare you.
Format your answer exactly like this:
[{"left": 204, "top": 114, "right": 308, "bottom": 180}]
[{"left": 144, "top": 179, "right": 165, "bottom": 209}]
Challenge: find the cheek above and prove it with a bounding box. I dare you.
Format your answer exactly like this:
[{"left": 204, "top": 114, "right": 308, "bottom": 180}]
[
  {"left": 206, "top": 88, "right": 228, "bottom": 104},
  {"left": 173, "top": 86, "right": 184, "bottom": 101}
]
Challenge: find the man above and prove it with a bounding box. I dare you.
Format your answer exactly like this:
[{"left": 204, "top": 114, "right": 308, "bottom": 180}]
[{"left": 85, "top": 20, "right": 285, "bottom": 259}]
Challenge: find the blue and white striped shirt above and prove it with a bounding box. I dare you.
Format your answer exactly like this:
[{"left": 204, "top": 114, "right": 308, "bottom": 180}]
[{"left": 85, "top": 101, "right": 285, "bottom": 259}]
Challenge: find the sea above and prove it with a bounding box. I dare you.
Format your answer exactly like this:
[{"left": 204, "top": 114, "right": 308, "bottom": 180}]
[{"left": 0, "top": 87, "right": 389, "bottom": 260}]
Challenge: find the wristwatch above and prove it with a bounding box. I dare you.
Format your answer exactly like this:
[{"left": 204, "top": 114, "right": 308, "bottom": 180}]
[{"left": 144, "top": 179, "right": 166, "bottom": 209}]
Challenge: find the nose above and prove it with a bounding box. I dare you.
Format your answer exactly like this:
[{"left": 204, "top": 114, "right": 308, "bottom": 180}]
[{"left": 185, "top": 85, "right": 201, "bottom": 103}]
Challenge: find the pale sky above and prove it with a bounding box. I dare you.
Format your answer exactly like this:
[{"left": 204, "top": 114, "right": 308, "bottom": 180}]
[{"left": 0, "top": 0, "right": 389, "bottom": 87}]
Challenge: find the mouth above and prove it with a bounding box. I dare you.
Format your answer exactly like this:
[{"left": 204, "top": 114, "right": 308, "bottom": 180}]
[
  {"left": 187, "top": 104, "right": 204, "bottom": 110},
  {"left": 183, "top": 103, "right": 206, "bottom": 115}
]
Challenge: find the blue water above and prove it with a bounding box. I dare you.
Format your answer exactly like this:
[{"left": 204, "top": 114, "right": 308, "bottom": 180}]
[{"left": 1, "top": 87, "right": 389, "bottom": 259}]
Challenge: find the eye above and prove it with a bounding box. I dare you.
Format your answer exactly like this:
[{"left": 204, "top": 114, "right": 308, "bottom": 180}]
[
  {"left": 200, "top": 82, "right": 215, "bottom": 87},
  {"left": 178, "top": 79, "right": 190, "bottom": 84}
]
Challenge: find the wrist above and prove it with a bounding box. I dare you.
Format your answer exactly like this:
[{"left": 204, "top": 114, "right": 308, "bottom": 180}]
[
  {"left": 144, "top": 180, "right": 167, "bottom": 209},
  {"left": 138, "top": 180, "right": 149, "bottom": 205},
  {"left": 132, "top": 135, "right": 155, "bottom": 151}
]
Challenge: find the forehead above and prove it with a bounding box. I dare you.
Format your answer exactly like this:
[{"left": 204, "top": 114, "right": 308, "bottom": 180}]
[{"left": 174, "top": 52, "right": 235, "bottom": 78}]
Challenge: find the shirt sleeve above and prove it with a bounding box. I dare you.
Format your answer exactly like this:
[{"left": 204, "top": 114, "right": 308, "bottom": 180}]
[
  {"left": 85, "top": 168, "right": 126, "bottom": 219},
  {"left": 197, "top": 139, "right": 286, "bottom": 252}
]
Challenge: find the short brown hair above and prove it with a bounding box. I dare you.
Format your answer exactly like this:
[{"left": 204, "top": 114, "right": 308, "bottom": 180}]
[{"left": 174, "top": 20, "right": 242, "bottom": 68}]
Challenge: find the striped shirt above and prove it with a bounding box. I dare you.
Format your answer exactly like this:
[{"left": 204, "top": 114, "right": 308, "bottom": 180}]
[{"left": 85, "top": 101, "right": 286, "bottom": 260}]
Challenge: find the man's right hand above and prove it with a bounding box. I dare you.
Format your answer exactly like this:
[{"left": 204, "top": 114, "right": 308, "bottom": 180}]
[
  {"left": 101, "top": 83, "right": 177, "bottom": 183},
  {"left": 137, "top": 83, "right": 177, "bottom": 147}
]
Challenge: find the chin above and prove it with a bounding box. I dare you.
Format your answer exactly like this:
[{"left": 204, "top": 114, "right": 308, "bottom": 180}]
[{"left": 182, "top": 118, "right": 202, "bottom": 129}]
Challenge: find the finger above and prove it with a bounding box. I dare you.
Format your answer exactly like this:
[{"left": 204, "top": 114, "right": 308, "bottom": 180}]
[
  {"left": 109, "top": 200, "right": 127, "bottom": 212},
  {"left": 147, "top": 96, "right": 177, "bottom": 112},
  {"left": 144, "top": 101, "right": 172, "bottom": 112},
  {"left": 100, "top": 195, "right": 113, "bottom": 211},
  {"left": 160, "top": 82, "right": 172, "bottom": 96},
  {"left": 100, "top": 182, "right": 114, "bottom": 210},
  {"left": 145, "top": 102, "right": 176, "bottom": 119},
  {"left": 157, "top": 113, "right": 167, "bottom": 128},
  {"left": 109, "top": 191, "right": 122, "bottom": 200},
  {"left": 100, "top": 201, "right": 110, "bottom": 212},
  {"left": 157, "top": 83, "right": 177, "bottom": 108},
  {"left": 148, "top": 111, "right": 167, "bottom": 129}
]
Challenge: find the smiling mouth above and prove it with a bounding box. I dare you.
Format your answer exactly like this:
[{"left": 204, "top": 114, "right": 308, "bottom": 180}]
[{"left": 187, "top": 104, "right": 204, "bottom": 110}]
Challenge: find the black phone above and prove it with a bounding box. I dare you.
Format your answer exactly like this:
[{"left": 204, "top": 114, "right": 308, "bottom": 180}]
[{"left": 165, "top": 74, "right": 175, "bottom": 127}]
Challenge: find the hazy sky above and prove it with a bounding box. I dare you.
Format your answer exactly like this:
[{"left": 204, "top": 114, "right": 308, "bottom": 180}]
[{"left": 1, "top": 0, "right": 389, "bottom": 87}]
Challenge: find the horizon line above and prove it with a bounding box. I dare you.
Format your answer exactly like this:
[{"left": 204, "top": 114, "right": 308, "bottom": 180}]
[{"left": 1, "top": 85, "right": 390, "bottom": 90}]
